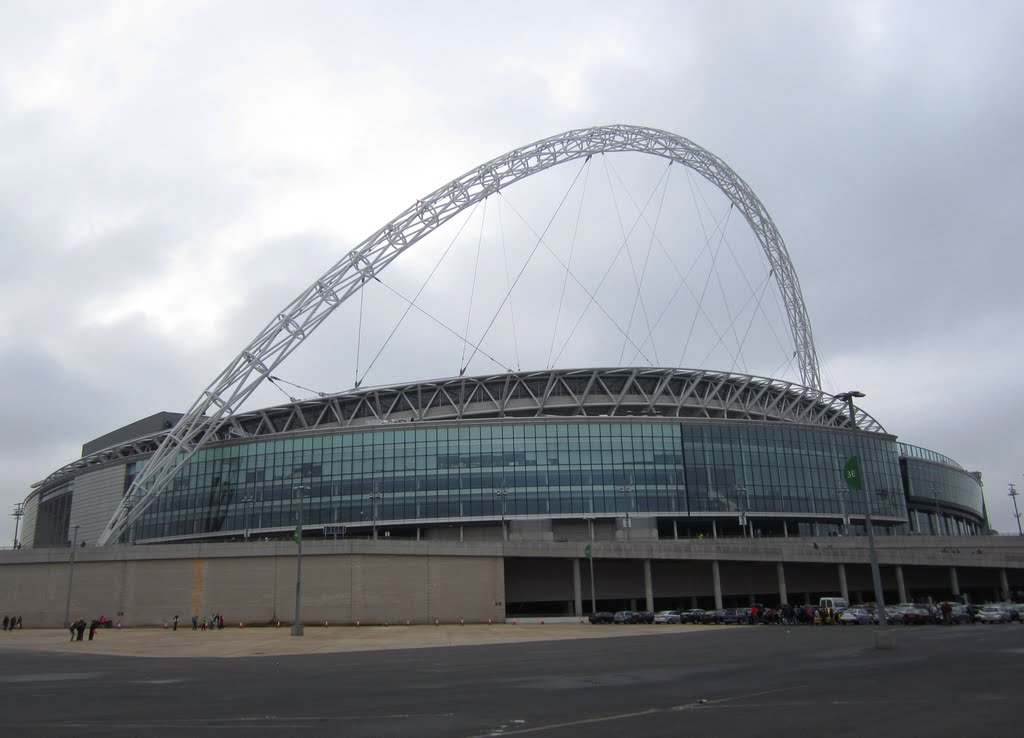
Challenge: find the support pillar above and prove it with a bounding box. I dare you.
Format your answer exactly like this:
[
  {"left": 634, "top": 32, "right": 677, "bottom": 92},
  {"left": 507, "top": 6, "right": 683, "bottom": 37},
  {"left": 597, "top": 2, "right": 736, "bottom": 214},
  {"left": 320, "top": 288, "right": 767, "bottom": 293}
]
[
  {"left": 572, "top": 559, "right": 582, "bottom": 617},
  {"left": 895, "top": 564, "right": 907, "bottom": 604},
  {"left": 837, "top": 563, "right": 849, "bottom": 603},
  {"left": 776, "top": 561, "right": 788, "bottom": 605},
  {"left": 999, "top": 568, "right": 1010, "bottom": 602},
  {"left": 712, "top": 520, "right": 718, "bottom": 539},
  {"left": 672, "top": 520, "right": 678, "bottom": 540},
  {"left": 711, "top": 560, "right": 723, "bottom": 609},
  {"left": 643, "top": 559, "right": 654, "bottom": 612},
  {"left": 949, "top": 566, "right": 960, "bottom": 599},
  {"left": 782, "top": 521, "right": 789, "bottom": 539}
]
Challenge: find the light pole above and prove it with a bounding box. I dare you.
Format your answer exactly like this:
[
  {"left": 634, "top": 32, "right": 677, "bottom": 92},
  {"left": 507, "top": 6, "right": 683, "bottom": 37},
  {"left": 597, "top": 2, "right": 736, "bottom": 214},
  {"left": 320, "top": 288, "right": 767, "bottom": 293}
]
[
  {"left": 618, "top": 485, "right": 632, "bottom": 542},
  {"left": 62, "top": 524, "right": 80, "bottom": 629},
  {"left": 291, "top": 484, "right": 309, "bottom": 636},
  {"left": 241, "top": 495, "right": 255, "bottom": 541},
  {"left": 11, "top": 502, "right": 25, "bottom": 548},
  {"left": 1003, "top": 483, "right": 1019, "bottom": 536},
  {"left": 837, "top": 390, "right": 889, "bottom": 636},
  {"left": 735, "top": 483, "right": 748, "bottom": 538},
  {"left": 838, "top": 490, "right": 850, "bottom": 535},
  {"left": 495, "top": 486, "right": 509, "bottom": 542},
  {"left": 370, "top": 484, "right": 383, "bottom": 541}
]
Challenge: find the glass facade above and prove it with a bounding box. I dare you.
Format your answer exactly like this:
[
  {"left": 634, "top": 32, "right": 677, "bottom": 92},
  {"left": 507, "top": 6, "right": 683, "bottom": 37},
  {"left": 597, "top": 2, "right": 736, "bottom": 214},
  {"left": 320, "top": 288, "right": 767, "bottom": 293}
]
[{"left": 128, "top": 419, "right": 915, "bottom": 542}]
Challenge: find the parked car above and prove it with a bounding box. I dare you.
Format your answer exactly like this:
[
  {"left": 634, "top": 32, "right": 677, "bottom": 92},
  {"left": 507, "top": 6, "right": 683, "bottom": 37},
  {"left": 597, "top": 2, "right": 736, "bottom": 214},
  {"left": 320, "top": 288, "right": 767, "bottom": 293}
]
[
  {"left": 588, "top": 611, "right": 614, "bottom": 624},
  {"left": 901, "top": 606, "right": 934, "bottom": 625},
  {"left": 654, "top": 610, "right": 682, "bottom": 624},
  {"left": 634, "top": 610, "right": 655, "bottom": 624},
  {"left": 681, "top": 608, "right": 705, "bottom": 624},
  {"left": 613, "top": 610, "right": 635, "bottom": 624},
  {"left": 701, "top": 609, "right": 725, "bottom": 624},
  {"left": 839, "top": 607, "right": 873, "bottom": 625},
  {"left": 978, "top": 605, "right": 1010, "bottom": 624},
  {"left": 720, "top": 608, "right": 744, "bottom": 625}
]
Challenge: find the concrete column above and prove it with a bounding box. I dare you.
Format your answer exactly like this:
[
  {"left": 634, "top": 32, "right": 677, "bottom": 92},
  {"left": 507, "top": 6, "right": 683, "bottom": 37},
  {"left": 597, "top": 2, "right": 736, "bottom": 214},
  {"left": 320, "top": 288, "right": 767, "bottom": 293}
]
[
  {"left": 949, "top": 566, "right": 960, "bottom": 598},
  {"left": 712, "top": 520, "right": 718, "bottom": 539},
  {"left": 776, "top": 561, "right": 788, "bottom": 605},
  {"left": 643, "top": 559, "right": 654, "bottom": 612},
  {"left": 672, "top": 520, "right": 678, "bottom": 540},
  {"left": 572, "top": 559, "right": 582, "bottom": 617},
  {"left": 837, "top": 563, "right": 849, "bottom": 603},
  {"left": 711, "top": 560, "right": 723, "bottom": 609},
  {"left": 895, "top": 564, "right": 907, "bottom": 604},
  {"left": 782, "top": 521, "right": 789, "bottom": 539},
  {"left": 999, "top": 569, "right": 1010, "bottom": 601}
]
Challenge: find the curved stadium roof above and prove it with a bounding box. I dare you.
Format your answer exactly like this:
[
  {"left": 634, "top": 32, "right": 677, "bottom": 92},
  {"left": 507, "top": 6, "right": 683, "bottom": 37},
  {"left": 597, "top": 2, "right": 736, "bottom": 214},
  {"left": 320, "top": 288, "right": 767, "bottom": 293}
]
[{"left": 35, "top": 367, "right": 887, "bottom": 491}]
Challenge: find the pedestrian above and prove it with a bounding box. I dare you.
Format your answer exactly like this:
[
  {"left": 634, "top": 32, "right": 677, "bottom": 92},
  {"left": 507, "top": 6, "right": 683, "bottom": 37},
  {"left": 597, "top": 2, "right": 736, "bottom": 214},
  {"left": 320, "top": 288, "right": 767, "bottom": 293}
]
[
  {"left": 2, "top": 615, "right": 7, "bottom": 631},
  {"left": 201, "top": 616, "right": 207, "bottom": 631},
  {"left": 75, "top": 619, "right": 86, "bottom": 641},
  {"left": 69, "top": 620, "right": 77, "bottom": 642},
  {"left": 191, "top": 614, "right": 198, "bottom": 631},
  {"left": 88, "top": 620, "right": 98, "bottom": 641},
  {"left": 172, "top": 614, "right": 179, "bottom": 631},
  {"left": 219, "top": 614, "right": 224, "bottom": 630},
  {"left": 16, "top": 616, "right": 21, "bottom": 629}
]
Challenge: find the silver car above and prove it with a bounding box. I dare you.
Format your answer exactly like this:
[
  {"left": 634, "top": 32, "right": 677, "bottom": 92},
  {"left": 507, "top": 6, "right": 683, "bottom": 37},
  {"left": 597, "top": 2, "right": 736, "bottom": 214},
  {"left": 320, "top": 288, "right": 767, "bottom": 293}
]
[
  {"left": 839, "top": 607, "right": 873, "bottom": 625},
  {"left": 654, "top": 610, "right": 682, "bottom": 624},
  {"left": 978, "top": 605, "right": 1010, "bottom": 624}
]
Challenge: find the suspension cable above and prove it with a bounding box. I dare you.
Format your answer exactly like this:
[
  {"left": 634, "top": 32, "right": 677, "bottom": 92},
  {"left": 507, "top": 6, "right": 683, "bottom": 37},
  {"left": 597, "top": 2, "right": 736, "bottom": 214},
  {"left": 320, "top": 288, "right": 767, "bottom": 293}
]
[
  {"left": 607, "top": 157, "right": 672, "bottom": 366},
  {"left": 461, "top": 158, "right": 591, "bottom": 372},
  {"left": 497, "top": 198, "right": 521, "bottom": 372},
  {"left": 547, "top": 156, "right": 592, "bottom": 369},
  {"left": 549, "top": 158, "right": 673, "bottom": 368},
  {"left": 373, "top": 277, "right": 511, "bottom": 372},
  {"left": 497, "top": 192, "right": 655, "bottom": 368},
  {"left": 357, "top": 202, "right": 480, "bottom": 384},
  {"left": 460, "top": 198, "right": 488, "bottom": 372}
]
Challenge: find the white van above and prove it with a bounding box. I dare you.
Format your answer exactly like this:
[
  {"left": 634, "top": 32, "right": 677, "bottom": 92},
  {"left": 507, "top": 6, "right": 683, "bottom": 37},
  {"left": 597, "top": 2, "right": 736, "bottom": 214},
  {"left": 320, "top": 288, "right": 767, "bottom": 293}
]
[{"left": 819, "top": 597, "right": 849, "bottom": 611}]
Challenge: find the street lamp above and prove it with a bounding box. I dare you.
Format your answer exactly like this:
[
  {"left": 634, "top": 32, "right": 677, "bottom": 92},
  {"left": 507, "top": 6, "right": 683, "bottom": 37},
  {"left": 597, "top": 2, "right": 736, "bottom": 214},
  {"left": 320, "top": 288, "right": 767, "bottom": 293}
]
[
  {"left": 1008, "top": 483, "right": 1022, "bottom": 535},
  {"left": 11, "top": 503, "right": 25, "bottom": 549},
  {"left": 291, "top": 484, "right": 309, "bottom": 636},
  {"left": 836, "top": 390, "right": 889, "bottom": 636},
  {"left": 618, "top": 485, "right": 632, "bottom": 542},
  {"left": 495, "top": 486, "right": 509, "bottom": 542},
  {"left": 62, "top": 524, "right": 80, "bottom": 629},
  {"left": 369, "top": 484, "right": 383, "bottom": 541},
  {"left": 241, "top": 495, "right": 255, "bottom": 542}
]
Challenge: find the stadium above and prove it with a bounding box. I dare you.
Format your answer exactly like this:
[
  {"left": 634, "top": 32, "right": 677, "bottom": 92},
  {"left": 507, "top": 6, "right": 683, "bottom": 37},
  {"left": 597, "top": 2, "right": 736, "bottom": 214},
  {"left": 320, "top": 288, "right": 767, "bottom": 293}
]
[{"left": 4, "top": 126, "right": 1020, "bottom": 626}]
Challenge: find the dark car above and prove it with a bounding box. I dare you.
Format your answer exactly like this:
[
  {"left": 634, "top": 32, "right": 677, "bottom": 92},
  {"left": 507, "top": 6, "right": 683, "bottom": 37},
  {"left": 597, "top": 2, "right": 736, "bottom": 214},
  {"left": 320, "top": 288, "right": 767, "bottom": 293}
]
[
  {"left": 613, "top": 610, "right": 635, "bottom": 624},
  {"left": 589, "top": 611, "right": 614, "bottom": 624},
  {"left": 721, "top": 608, "right": 747, "bottom": 625},
  {"left": 633, "top": 610, "right": 654, "bottom": 624},
  {"left": 681, "top": 608, "right": 705, "bottom": 624},
  {"left": 902, "top": 606, "right": 933, "bottom": 625},
  {"left": 701, "top": 609, "right": 725, "bottom": 624}
]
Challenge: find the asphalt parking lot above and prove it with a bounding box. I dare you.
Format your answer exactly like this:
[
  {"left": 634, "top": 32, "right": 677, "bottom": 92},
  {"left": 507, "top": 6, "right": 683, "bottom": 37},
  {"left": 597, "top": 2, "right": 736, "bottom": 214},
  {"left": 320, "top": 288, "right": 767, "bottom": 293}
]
[{"left": 1, "top": 623, "right": 1021, "bottom": 736}]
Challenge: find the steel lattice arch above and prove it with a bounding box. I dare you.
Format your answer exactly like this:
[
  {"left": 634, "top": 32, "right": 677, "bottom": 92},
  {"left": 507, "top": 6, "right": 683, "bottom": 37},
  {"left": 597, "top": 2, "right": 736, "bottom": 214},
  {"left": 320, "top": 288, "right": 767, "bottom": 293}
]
[{"left": 97, "top": 124, "right": 823, "bottom": 545}]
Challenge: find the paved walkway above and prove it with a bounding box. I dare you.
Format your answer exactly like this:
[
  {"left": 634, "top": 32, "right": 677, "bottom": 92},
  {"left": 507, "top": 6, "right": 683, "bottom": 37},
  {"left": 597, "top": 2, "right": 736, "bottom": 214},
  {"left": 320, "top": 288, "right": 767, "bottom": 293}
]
[{"left": 0, "top": 623, "right": 718, "bottom": 658}]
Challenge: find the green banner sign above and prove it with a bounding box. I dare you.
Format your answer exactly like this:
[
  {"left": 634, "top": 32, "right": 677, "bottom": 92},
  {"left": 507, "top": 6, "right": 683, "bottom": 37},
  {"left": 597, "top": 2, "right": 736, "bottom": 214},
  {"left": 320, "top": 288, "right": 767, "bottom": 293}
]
[
  {"left": 584, "top": 544, "right": 591, "bottom": 560},
  {"left": 843, "top": 456, "right": 862, "bottom": 491}
]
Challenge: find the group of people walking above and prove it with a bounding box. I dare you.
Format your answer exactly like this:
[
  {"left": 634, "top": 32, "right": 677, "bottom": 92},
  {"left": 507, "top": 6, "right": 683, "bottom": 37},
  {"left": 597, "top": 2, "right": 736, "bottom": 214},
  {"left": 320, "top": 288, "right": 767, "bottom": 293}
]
[
  {"left": 191, "top": 613, "right": 226, "bottom": 630},
  {"left": 68, "top": 618, "right": 103, "bottom": 641},
  {"left": 2, "top": 615, "right": 22, "bottom": 631}
]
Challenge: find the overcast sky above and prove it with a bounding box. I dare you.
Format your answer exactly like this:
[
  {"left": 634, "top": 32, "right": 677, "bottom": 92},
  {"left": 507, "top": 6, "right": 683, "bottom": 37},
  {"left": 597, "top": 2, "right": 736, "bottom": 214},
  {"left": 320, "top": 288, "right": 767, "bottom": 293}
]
[{"left": 2, "top": 0, "right": 1022, "bottom": 543}]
